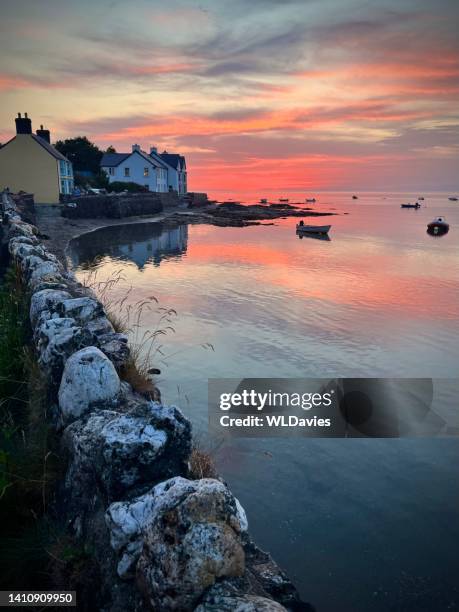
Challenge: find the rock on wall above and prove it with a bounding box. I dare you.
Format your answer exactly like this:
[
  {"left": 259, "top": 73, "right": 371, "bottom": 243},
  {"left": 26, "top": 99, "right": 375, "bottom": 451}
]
[{"left": 0, "top": 189, "right": 312, "bottom": 612}]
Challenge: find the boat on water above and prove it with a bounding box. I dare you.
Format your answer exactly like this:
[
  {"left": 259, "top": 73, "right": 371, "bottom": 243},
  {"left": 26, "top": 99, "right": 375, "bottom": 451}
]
[
  {"left": 418, "top": 197, "right": 425, "bottom": 200},
  {"left": 448, "top": 196, "right": 458, "bottom": 201},
  {"left": 401, "top": 203, "right": 421, "bottom": 209},
  {"left": 296, "top": 222, "right": 331, "bottom": 235},
  {"left": 427, "top": 216, "right": 449, "bottom": 235},
  {"left": 279, "top": 198, "right": 289, "bottom": 203},
  {"left": 259, "top": 198, "right": 268, "bottom": 204},
  {"left": 305, "top": 198, "right": 316, "bottom": 203},
  {"left": 352, "top": 195, "right": 358, "bottom": 199}
]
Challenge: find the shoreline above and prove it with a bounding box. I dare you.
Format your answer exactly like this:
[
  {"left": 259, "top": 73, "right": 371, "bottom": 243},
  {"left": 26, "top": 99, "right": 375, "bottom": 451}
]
[{"left": 35, "top": 201, "right": 337, "bottom": 268}]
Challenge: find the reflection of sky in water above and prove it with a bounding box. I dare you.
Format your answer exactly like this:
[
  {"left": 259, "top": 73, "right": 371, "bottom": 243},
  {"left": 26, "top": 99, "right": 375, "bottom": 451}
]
[{"left": 70, "top": 194, "right": 459, "bottom": 611}]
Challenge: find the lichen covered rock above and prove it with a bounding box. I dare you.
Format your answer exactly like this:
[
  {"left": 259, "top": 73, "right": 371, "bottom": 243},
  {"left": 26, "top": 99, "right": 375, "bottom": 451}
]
[
  {"left": 58, "top": 346, "right": 120, "bottom": 424},
  {"left": 30, "top": 288, "right": 72, "bottom": 326},
  {"left": 63, "top": 403, "right": 191, "bottom": 507},
  {"left": 112, "top": 477, "right": 248, "bottom": 609},
  {"left": 36, "top": 316, "right": 94, "bottom": 380}
]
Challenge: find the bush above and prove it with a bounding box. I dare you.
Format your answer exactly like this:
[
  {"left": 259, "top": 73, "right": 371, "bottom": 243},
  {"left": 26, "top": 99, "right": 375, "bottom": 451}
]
[{"left": 108, "top": 181, "right": 149, "bottom": 193}]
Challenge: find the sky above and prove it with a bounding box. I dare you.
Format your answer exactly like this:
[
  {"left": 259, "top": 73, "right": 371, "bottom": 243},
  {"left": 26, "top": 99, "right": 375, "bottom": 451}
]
[{"left": 0, "top": 0, "right": 458, "bottom": 196}]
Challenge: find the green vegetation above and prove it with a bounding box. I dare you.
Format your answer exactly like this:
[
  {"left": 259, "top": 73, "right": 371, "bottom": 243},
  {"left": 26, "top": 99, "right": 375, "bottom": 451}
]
[
  {"left": 108, "top": 181, "right": 149, "bottom": 193},
  {"left": 0, "top": 264, "right": 90, "bottom": 593},
  {"left": 54, "top": 136, "right": 103, "bottom": 174}
]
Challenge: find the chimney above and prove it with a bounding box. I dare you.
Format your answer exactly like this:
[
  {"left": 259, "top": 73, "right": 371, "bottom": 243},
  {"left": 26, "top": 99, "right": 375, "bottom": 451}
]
[
  {"left": 36, "top": 124, "right": 50, "bottom": 143},
  {"left": 132, "top": 144, "right": 141, "bottom": 152},
  {"left": 15, "top": 112, "right": 32, "bottom": 135},
  {"left": 150, "top": 146, "right": 158, "bottom": 155}
]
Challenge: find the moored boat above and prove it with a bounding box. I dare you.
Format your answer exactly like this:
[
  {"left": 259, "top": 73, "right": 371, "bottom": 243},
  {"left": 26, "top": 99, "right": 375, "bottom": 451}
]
[
  {"left": 296, "top": 223, "right": 331, "bottom": 234},
  {"left": 259, "top": 198, "right": 268, "bottom": 204},
  {"left": 352, "top": 195, "right": 358, "bottom": 199},
  {"left": 401, "top": 203, "right": 421, "bottom": 209},
  {"left": 279, "top": 198, "right": 289, "bottom": 203},
  {"left": 305, "top": 198, "right": 316, "bottom": 203},
  {"left": 427, "top": 216, "right": 449, "bottom": 235},
  {"left": 448, "top": 196, "right": 458, "bottom": 201}
]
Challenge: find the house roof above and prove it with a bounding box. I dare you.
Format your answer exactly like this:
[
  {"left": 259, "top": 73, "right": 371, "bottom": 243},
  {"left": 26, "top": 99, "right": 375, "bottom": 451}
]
[
  {"left": 100, "top": 152, "right": 131, "bottom": 167},
  {"left": 101, "top": 149, "right": 168, "bottom": 169},
  {"left": 31, "top": 134, "right": 69, "bottom": 161},
  {"left": 0, "top": 134, "right": 70, "bottom": 162},
  {"left": 159, "top": 153, "right": 182, "bottom": 169}
]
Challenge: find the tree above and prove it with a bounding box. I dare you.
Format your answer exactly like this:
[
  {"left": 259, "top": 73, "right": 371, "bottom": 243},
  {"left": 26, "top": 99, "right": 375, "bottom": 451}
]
[
  {"left": 54, "top": 136, "right": 103, "bottom": 174},
  {"left": 105, "top": 145, "right": 117, "bottom": 153}
]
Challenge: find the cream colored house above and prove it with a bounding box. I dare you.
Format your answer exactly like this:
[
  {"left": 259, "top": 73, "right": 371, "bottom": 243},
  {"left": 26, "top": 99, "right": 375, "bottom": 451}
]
[{"left": 0, "top": 113, "right": 73, "bottom": 203}]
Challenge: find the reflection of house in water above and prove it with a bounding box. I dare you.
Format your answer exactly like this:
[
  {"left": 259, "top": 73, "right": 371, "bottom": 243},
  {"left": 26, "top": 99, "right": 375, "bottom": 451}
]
[{"left": 69, "top": 222, "right": 188, "bottom": 270}]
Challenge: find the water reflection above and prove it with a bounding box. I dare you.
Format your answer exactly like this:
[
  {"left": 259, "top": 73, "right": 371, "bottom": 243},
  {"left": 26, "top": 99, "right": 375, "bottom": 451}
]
[
  {"left": 68, "top": 222, "right": 188, "bottom": 270},
  {"left": 69, "top": 196, "right": 459, "bottom": 612}
]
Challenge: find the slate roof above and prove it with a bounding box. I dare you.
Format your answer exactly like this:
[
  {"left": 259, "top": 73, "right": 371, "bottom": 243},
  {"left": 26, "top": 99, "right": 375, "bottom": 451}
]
[
  {"left": 100, "top": 152, "right": 131, "bottom": 167},
  {"left": 31, "top": 134, "right": 69, "bottom": 161},
  {"left": 159, "top": 153, "right": 182, "bottom": 169}
]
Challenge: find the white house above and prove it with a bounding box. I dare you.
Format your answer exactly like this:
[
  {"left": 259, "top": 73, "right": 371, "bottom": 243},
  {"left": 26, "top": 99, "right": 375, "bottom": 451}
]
[
  {"left": 100, "top": 144, "right": 187, "bottom": 194},
  {"left": 100, "top": 145, "right": 168, "bottom": 192},
  {"left": 158, "top": 151, "right": 187, "bottom": 195}
]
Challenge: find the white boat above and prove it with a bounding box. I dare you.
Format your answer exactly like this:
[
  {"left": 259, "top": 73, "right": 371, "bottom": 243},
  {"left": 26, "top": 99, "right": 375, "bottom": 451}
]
[{"left": 296, "top": 223, "right": 331, "bottom": 234}]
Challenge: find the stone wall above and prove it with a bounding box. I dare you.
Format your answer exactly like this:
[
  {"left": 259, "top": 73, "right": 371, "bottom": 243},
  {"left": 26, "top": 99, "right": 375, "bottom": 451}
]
[
  {"left": 0, "top": 189, "right": 312, "bottom": 612},
  {"left": 61, "top": 193, "right": 165, "bottom": 219}
]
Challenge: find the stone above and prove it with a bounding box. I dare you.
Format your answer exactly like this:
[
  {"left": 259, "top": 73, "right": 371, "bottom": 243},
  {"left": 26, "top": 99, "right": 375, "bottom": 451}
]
[
  {"left": 30, "top": 289, "right": 72, "bottom": 327},
  {"left": 98, "top": 332, "right": 130, "bottom": 367},
  {"left": 106, "top": 477, "right": 246, "bottom": 586},
  {"left": 57, "top": 297, "right": 105, "bottom": 325},
  {"left": 129, "top": 477, "right": 246, "bottom": 610},
  {"left": 58, "top": 347, "right": 121, "bottom": 424},
  {"left": 63, "top": 402, "right": 191, "bottom": 507},
  {"left": 29, "top": 260, "right": 63, "bottom": 284},
  {"left": 36, "top": 317, "right": 94, "bottom": 380},
  {"left": 195, "top": 592, "right": 287, "bottom": 611}
]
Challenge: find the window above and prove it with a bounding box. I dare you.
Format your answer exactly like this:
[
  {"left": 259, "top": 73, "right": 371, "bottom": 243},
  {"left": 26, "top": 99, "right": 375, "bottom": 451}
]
[
  {"left": 144, "top": 167, "right": 149, "bottom": 177},
  {"left": 109, "top": 167, "right": 114, "bottom": 175},
  {"left": 145, "top": 184, "right": 149, "bottom": 190},
  {"left": 124, "top": 167, "right": 130, "bottom": 177}
]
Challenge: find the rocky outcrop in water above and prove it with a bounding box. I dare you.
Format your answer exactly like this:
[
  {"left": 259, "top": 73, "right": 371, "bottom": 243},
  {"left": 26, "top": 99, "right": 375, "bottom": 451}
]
[{"left": 0, "top": 189, "right": 311, "bottom": 611}]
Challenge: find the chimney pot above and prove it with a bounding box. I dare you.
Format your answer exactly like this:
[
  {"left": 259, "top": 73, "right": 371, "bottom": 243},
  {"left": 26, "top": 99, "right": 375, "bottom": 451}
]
[{"left": 15, "top": 113, "right": 32, "bottom": 135}]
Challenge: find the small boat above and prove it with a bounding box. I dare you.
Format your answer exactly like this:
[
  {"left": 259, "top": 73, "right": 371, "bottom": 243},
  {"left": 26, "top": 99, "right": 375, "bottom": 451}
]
[
  {"left": 305, "top": 198, "right": 316, "bottom": 203},
  {"left": 279, "top": 198, "right": 289, "bottom": 203},
  {"left": 427, "top": 216, "right": 449, "bottom": 235},
  {"left": 296, "top": 223, "right": 331, "bottom": 235},
  {"left": 401, "top": 203, "right": 421, "bottom": 209},
  {"left": 352, "top": 195, "right": 358, "bottom": 199},
  {"left": 259, "top": 198, "right": 268, "bottom": 204},
  {"left": 418, "top": 197, "right": 425, "bottom": 200},
  {"left": 448, "top": 196, "right": 458, "bottom": 201}
]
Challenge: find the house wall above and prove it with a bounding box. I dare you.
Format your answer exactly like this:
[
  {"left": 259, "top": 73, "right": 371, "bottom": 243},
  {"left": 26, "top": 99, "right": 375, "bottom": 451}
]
[
  {"left": 103, "top": 151, "right": 160, "bottom": 192},
  {"left": 0, "top": 135, "right": 60, "bottom": 203}
]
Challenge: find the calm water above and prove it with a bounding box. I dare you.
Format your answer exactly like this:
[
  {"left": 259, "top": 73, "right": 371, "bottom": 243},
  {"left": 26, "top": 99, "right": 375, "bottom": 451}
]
[{"left": 69, "top": 193, "right": 459, "bottom": 611}]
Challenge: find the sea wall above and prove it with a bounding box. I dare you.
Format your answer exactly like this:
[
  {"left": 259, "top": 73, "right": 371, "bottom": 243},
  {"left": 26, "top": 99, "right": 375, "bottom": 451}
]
[
  {"left": 0, "top": 189, "right": 311, "bottom": 611},
  {"left": 61, "top": 192, "right": 167, "bottom": 219}
]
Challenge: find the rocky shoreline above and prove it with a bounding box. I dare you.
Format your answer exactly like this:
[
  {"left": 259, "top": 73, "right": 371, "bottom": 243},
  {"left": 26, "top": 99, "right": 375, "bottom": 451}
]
[{"left": 1, "top": 189, "right": 314, "bottom": 612}]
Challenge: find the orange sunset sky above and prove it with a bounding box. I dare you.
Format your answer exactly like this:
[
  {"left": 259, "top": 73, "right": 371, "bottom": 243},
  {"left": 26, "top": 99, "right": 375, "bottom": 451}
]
[{"left": 0, "top": 0, "right": 458, "bottom": 196}]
